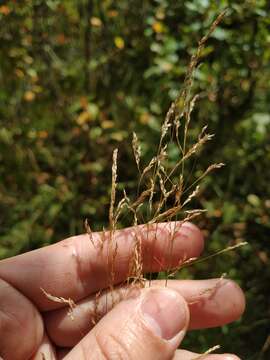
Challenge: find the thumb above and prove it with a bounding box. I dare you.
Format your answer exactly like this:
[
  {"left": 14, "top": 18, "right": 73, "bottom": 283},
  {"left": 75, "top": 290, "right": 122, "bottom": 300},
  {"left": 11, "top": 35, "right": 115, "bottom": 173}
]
[{"left": 65, "top": 287, "right": 189, "bottom": 360}]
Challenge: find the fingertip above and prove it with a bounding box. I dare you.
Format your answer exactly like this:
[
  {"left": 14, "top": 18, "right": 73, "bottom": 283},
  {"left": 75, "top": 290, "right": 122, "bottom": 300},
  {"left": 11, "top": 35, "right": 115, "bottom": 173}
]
[
  {"left": 221, "top": 279, "right": 246, "bottom": 320},
  {"left": 173, "top": 278, "right": 246, "bottom": 330},
  {"left": 180, "top": 222, "right": 205, "bottom": 256}
]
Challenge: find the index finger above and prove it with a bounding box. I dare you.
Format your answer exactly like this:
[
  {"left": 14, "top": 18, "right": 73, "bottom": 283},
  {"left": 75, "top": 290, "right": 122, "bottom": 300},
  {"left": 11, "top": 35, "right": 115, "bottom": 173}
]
[{"left": 0, "top": 222, "right": 204, "bottom": 311}]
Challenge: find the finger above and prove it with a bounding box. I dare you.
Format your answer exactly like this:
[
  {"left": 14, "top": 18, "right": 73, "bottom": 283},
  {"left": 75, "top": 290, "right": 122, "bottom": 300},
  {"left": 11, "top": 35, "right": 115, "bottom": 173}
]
[
  {"left": 44, "top": 279, "right": 245, "bottom": 347},
  {"left": 173, "top": 350, "right": 241, "bottom": 359},
  {"left": 0, "top": 222, "right": 203, "bottom": 310},
  {"left": 30, "top": 333, "right": 57, "bottom": 360},
  {"left": 64, "top": 287, "right": 189, "bottom": 360},
  {"left": 168, "top": 278, "right": 245, "bottom": 329},
  {"left": 0, "top": 279, "right": 44, "bottom": 360}
]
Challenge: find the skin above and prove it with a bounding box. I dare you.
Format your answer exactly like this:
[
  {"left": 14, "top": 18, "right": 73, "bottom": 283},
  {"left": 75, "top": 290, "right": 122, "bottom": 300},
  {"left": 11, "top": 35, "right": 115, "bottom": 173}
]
[{"left": 0, "top": 222, "right": 245, "bottom": 360}]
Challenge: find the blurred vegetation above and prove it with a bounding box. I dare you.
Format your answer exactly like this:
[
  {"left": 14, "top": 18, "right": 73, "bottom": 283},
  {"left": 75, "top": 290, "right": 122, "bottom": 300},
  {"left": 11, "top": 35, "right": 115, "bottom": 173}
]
[{"left": 0, "top": 0, "right": 269, "bottom": 358}]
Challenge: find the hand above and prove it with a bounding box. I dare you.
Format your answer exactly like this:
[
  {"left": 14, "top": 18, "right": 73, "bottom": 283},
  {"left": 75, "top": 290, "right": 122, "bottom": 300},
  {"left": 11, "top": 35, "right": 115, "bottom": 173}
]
[{"left": 0, "top": 222, "right": 245, "bottom": 360}]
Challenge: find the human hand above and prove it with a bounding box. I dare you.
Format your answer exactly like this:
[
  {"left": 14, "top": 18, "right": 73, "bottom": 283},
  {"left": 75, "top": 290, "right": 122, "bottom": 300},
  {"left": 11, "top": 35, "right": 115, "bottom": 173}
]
[{"left": 0, "top": 222, "right": 245, "bottom": 359}]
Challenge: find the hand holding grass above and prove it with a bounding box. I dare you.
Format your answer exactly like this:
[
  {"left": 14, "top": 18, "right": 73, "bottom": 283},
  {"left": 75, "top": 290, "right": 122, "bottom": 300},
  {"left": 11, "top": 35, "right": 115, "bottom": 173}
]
[{"left": 0, "top": 222, "right": 244, "bottom": 359}]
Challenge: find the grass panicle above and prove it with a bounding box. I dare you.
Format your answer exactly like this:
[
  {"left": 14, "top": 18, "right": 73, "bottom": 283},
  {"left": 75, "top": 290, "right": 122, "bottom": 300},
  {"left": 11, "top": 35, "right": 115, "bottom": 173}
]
[{"left": 41, "top": 11, "right": 247, "bottom": 356}]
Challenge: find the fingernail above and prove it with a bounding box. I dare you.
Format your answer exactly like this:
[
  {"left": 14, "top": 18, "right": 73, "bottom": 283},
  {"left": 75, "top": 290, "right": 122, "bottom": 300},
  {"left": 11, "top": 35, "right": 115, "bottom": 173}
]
[{"left": 141, "top": 288, "right": 188, "bottom": 341}]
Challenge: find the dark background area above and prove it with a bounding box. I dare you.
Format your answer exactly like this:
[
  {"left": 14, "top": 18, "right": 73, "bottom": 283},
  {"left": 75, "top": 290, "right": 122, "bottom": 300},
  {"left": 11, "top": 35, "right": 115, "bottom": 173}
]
[{"left": 0, "top": 1, "right": 269, "bottom": 358}]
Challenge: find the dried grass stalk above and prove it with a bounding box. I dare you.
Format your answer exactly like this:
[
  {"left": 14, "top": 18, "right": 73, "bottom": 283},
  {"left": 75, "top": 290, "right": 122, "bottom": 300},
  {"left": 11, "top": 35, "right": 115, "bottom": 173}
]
[
  {"left": 114, "top": 197, "right": 127, "bottom": 223},
  {"left": 40, "top": 288, "right": 76, "bottom": 319},
  {"left": 128, "top": 231, "right": 145, "bottom": 287},
  {"left": 132, "top": 132, "right": 141, "bottom": 172},
  {"left": 192, "top": 345, "right": 221, "bottom": 359},
  {"left": 84, "top": 218, "right": 94, "bottom": 246},
  {"left": 131, "top": 186, "right": 153, "bottom": 210},
  {"left": 182, "top": 185, "right": 200, "bottom": 207},
  {"left": 179, "top": 242, "right": 248, "bottom": 271},
  {"left": 188, "top": 273, "right": 227, "bottom": 305},
  {"left": 109, "top": 148, "right": 118, "bottom": 229},
  {"left": 149, "top": 205, "right": 182, "bottom": 224}
]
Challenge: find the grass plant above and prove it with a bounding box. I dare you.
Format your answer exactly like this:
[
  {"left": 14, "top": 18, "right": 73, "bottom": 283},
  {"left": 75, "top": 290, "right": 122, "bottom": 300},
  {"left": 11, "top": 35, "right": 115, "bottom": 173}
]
[{"left": 42, "top": 11, "right": 247, "bottom": 357}]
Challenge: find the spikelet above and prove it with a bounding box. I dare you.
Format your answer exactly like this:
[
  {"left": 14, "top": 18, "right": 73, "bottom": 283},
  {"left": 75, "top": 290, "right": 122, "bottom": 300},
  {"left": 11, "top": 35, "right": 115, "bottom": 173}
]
[
  {"left": 84, "top": 218, "right": 94, "bottom": 246},
  {"left": 109, "top": 149, "right": 118, "bottom": 229},
  {"left": 132, "top": 132, "right": 141, "bottom": 172}
]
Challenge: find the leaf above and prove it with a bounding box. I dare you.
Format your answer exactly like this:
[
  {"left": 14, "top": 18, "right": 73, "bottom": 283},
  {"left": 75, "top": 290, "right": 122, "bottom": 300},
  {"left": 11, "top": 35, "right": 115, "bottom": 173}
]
[
  {"left": 0, "top": 5, "right": 11, "bottom": 15},
  {"left": 76, "top": 111, "right": 91, "bottom": 125},
  {"left": 152, "top": 21, "right": 165, "bottom": 33},
  {"left": 91, "top": 17, "right": 102, "bottom": 27},
  {"left": 24, "top": 91, "right": 35, "bottom": 102},
  {"left": 247, "top": 194, "right": 261, "bottom": 207},
  {"left": 114, "top": 36, "right": 125, "bottom": 49}
]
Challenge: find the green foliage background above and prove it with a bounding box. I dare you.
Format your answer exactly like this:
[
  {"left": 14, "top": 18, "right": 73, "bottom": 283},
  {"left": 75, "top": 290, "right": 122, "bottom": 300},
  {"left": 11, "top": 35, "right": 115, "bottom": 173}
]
[{"left": 0, "top": 1, "right": 269, "bottom": 358}]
